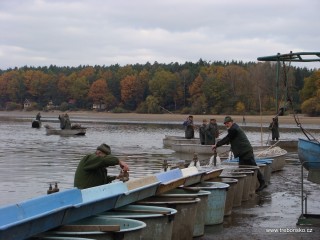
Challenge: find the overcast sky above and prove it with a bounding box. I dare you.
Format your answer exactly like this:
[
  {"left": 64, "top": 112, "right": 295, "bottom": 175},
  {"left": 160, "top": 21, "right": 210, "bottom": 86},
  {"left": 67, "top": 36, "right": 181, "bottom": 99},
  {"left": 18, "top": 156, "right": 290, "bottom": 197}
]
[{"left": 1, "top": 0, "right": 319, "bottom": 70}]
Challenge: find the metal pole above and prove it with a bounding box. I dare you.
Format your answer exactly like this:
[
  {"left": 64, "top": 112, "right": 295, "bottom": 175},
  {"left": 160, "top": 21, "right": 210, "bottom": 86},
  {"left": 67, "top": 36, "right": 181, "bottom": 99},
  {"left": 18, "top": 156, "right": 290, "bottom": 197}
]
[
  {"left": 276, "top": 53, "right": 280, "bottom": 113},
  {"left": 301, "top": 163, "right": 304, "bottom": 215}
]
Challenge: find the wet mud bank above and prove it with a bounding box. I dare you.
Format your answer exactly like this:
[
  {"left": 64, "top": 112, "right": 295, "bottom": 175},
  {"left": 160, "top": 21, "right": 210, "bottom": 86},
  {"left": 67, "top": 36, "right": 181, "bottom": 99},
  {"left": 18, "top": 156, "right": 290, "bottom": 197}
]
[{"left": 197, "top": 161, "right": 320, "bottom": 239}]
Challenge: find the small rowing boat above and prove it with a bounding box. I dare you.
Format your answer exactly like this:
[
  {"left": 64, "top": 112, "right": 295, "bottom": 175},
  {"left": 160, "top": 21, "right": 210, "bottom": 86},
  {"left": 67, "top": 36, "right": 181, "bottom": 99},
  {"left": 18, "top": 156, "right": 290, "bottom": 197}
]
[
  {"left": 44, "top": 124, "right": 86, "bottom": 136},
  {"left": 163, "top": 135, "right": 200, "bottom": 147}
]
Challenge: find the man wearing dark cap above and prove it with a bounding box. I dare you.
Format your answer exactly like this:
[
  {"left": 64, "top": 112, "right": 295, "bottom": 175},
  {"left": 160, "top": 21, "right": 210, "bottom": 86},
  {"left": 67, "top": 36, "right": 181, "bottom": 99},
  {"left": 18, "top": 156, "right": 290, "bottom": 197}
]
[
  {"left": 74, "top": 143, "right": 129, "bottom": 189},
  {"left": 212, "top": 116, "right": 266, "bottom": 192}
]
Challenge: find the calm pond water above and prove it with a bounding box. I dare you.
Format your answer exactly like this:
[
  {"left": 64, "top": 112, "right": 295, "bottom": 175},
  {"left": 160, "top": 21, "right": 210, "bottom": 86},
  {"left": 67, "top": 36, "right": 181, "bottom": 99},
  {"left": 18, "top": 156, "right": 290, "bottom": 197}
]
[{"left": 0, "top": 116, "right": 311, "bottom": 207}]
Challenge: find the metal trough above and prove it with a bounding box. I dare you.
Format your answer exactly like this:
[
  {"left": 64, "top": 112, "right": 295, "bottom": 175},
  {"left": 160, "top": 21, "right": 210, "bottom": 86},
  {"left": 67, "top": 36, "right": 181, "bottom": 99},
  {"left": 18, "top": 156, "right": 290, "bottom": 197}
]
[
  {"left": 115, "top": 175, "right": 160, "bottom": 208},
  {"left": 200, "top": 168, "right": 224, "bottom": 181},
  {"left": 63, "top": 182, "right": 127, "bottom": 224},
  {"left": 155, "top": 169, "right": 186, "bottom": 195},
  {"left": 181, "top": 166, "right": 204, "bottom": 186},
  {"left": 0, "top": 189, "right": 82, "bottom": 240}
]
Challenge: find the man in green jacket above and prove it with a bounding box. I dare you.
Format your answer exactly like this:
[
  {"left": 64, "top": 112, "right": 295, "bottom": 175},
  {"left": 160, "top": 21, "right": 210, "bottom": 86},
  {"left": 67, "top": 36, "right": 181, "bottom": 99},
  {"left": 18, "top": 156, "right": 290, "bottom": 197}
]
[
  {"left": 212, "top": 116, "right": 266, "bottom": 192},
  {"left": 74, "top": 143, "right": 129, "bottom": 189}
]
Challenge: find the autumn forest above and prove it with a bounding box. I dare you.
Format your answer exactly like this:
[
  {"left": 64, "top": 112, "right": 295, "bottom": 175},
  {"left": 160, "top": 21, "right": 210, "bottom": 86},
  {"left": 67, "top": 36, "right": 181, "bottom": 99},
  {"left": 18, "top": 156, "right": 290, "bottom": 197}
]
[{"left": 0, "top": 60, "right": 319, "bottom": 116}]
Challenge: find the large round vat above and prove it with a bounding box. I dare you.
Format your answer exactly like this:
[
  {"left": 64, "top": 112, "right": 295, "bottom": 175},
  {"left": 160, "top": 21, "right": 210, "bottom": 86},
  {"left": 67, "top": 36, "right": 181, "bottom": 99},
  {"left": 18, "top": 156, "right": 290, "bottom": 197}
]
[{"left": 137, "top": 196, "right": 200, "bottom": 240}]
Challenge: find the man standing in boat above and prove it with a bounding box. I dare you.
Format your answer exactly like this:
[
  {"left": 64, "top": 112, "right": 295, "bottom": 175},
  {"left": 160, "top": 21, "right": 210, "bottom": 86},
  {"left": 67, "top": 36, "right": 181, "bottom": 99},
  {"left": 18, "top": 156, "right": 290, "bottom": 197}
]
[
  {"left": 36, "top": 112, "right": 41, "bottom": 121},
  {"left": 212, "top": 116, "right": 267, "bottom": 192},
  {"left": 199, "top": 119, "right": 207, "bottom": 145},
  {"left": 58, "top": 113, "right": 72, "bottom": 129},
  {"left": 74, "top": 143, "right": 129, "bottom": 189},
  {"left": 269, "top": 117, "right": 280, "bottom": 141},
  {"left": 183, "top": 115, "right": 195, "bottom": 139},
  {"left": 205, "top": 118, "right": 219, "bottom": 145}
]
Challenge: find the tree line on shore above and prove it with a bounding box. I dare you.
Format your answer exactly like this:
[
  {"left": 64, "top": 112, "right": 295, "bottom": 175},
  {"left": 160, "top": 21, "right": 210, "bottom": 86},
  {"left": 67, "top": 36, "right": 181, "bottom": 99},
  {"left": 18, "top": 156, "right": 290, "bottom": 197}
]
[{"left": 0, "top": 59, "right": 319, "bottom": 116}]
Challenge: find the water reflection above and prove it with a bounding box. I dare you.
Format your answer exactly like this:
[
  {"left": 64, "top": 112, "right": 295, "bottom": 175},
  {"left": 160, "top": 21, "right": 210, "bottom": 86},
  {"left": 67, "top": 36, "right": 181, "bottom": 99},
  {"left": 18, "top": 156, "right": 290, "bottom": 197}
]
[{"left": 0, "top": 118, "right": 306, "bottom": 206}]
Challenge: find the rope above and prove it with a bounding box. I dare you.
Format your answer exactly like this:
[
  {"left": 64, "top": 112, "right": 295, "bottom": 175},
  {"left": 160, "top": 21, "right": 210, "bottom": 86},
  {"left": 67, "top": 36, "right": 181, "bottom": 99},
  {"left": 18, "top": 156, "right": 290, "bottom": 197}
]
[
  {"left": 274, "top": 60, "right": 319, "bottom": 143},
  {"left": 292, "top": 112, "right": 319, "bottom": 143}
]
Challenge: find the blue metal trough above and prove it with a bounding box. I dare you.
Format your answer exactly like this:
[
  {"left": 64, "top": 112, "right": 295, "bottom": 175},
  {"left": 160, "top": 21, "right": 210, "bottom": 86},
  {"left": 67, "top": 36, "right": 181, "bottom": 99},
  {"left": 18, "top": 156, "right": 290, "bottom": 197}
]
[
  {"left": 115, "top": 175, "right": 161, "bottom": 208},
  {"left": 62, "top": 182, "right": 127, "bottom": 224},
  {"left": 0, "top": 188, "right": 82, "bottom": 240}
]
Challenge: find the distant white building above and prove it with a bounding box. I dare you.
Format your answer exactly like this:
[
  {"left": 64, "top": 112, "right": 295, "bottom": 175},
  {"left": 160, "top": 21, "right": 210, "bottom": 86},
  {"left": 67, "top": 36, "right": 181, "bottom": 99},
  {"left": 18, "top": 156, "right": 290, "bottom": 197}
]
[
  {"left": 23, "top": 99, "right": 32, "bottom": 110},
  {"left": 46, "top": 100, "right": 55, "bottom": 110},
  {"left": 92, "top": 103, "right": 106, "bottom": 110}
]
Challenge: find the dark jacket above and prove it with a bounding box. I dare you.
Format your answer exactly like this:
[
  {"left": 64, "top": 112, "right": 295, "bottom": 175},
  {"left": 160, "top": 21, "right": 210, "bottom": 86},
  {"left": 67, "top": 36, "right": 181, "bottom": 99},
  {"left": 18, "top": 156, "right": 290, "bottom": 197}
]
[
  {"left": 183, "top": 119, "right": 194, "bottom": 139},
  {"left": 205, "top": 122, "right": 218, "bottom": 145},
  {"left": 269, "top": 119, "right": 279, "bottom": 140},
  {"left": 216, "top": 123, "right": 252, "bottom": 157},
  {"left": 74, "top": 153, "right": 119, "bottom": 189},
  {"left": 199, "top": 124, "right": 207, "bottom": 144}
]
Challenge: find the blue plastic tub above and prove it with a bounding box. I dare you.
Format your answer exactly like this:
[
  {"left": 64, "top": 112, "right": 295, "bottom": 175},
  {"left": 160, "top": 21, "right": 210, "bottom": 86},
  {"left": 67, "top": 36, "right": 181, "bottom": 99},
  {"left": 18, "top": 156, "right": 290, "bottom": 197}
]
[
  {"left": 207, "top": 177, "right": 238, "bottom": 216},
  {"left": 185, "top": 182, "right": 229, "bottom": 225},
  {"left": 160, "top": 188, "right": 211, "bottom": 237}
]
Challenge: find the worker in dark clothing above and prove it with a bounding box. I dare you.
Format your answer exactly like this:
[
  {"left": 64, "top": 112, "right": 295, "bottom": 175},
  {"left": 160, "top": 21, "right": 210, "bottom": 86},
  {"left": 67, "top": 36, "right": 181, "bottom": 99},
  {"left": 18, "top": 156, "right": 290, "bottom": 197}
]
[
  {"left": 183, "top": 115, "right": 194, "bottom": 139},
  {"left": 199, "top": 119, "right": 207, "bottom": 145},
  {"left": 212, "top": 116, "right": 266, "bottom": 192},
  {"left": 36, "top": 112, "right": 41, "bottom": 121},
  {"left": 269, "top": 117, "right": 280, "bottom": 140},
  {"left": 59, "top": 113, "right": 72, "bottom": 129},
  {"left": 205, "top": 118, "right": 219, "bottom": 145}
]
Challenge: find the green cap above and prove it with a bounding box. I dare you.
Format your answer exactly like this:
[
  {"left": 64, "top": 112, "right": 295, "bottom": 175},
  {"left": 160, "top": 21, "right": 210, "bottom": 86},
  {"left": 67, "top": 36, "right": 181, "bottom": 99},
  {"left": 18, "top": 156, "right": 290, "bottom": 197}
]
[
  {"left": 97, "top": 143, "right": 111, "bottom": 155},
  {"left": 224, "top": 116, "right": 233, "bottom": 124}
]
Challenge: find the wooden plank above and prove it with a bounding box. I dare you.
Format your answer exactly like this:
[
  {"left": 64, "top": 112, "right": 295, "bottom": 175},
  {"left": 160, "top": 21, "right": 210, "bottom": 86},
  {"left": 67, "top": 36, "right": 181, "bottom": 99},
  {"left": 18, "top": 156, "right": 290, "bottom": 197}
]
[
  {"left": 115, "top": 208, "right": 171, "bottom": 215},
  {"left": 58, "top": 225, "right": 120, "bottom": 232}
]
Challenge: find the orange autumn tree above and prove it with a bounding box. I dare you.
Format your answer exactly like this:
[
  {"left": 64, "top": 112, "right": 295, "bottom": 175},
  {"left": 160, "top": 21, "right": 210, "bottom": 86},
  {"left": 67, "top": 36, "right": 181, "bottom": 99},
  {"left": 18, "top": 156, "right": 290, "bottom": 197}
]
[
  {"left": 78, "top": 66, "right": 96, "bottom": 84},
  {"left": 0, "top": 70, "right": 23, "bottom": 104},
  {"left": 120, "top": 73, "right": 148, "bottom": 110},
  {"left": 188, "top": 74, "right": 207, "bottom": 114},
  {"left": 189, "top": 74, "right": 204, "bottom": 101},
  {"left": 88, "top": 79, "right": 108, "bottom": 108},
  {"left": 88, "top": 78, "right": 116, "bottom": 110},
  {"left": 23, "top": 70, "right": 50, "bottom": 99}
]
